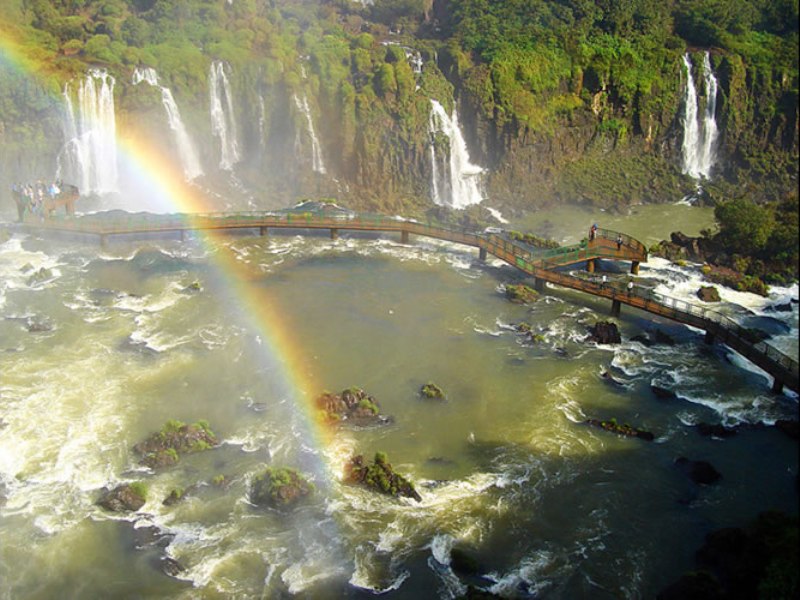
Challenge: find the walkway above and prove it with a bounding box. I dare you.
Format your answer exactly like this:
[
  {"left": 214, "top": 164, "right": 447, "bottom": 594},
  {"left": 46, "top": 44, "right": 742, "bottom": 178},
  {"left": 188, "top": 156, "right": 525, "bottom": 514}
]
[{"left": 21, "top": 208, "right": 798, "bottom": 393}]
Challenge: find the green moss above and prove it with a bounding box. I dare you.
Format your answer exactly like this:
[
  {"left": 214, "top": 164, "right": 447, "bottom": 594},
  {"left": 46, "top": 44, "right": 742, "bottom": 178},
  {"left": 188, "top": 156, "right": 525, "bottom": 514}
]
[{"left": 128, "top": 481, "right": 148, "bottom": 502}]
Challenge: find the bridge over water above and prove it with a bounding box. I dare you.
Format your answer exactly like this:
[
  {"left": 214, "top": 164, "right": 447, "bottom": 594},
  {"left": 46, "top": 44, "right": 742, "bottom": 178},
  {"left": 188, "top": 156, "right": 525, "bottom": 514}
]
[{"left": 19, "top": 206, "right": 798, "bottom": 394}]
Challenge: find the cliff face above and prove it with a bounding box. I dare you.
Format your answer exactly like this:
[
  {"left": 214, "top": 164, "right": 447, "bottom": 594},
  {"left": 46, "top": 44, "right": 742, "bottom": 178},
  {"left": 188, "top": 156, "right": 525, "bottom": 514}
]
[{"left": 0, "top": 1, "right": 797, "bottom": 215}]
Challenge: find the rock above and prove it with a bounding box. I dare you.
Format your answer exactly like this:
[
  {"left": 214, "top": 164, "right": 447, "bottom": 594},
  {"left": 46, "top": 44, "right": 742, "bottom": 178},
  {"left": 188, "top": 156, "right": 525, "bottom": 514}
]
[
  {"left": 588, "top": 321, "right": 621, "bottom": 344},
  {"left": 181, "top": 281, "right": 202, "bottom": 293},
  {"left": 25, "top": 318, "right": 52, "bottom": 333},
  {"left": 134, "top": 420, "right": 219, "bottom": 469},
  {"left": 450, "top": 548, "right": 483, "bottom": 576},
  {"left": 765, "top": 302, "right": 793, "bottom": 313},
  {"left": 696, "top": 423, "right": 737, "bottom": 438},
  {"left": 504, "top": 284, "right": 539, "bottom": 304},
  {"left": 316, "top": 387, "right": 390, "bottom": 425},
  {"left": 514, "top": 322, "right": 532, "bottom": 333},
  {"left": 601, "top": 371, "right": 625, "bottom": 387},
  {"left": 26, "top": 267, "right": 53, "bottom": 286},
  {"left": 133, "top": 525, "right": 174, "bottom": 549},
  {"left": 420, "top": 382, "right": 445, "bottom": 399},
  {"left": 97, "top": 483, "right": 147, "bottom": 512},
  {"left": 158, "top": 557, "right": 185, "bottom": 577},
  {"left": 630, "top": 334, "right": 653, "bottom": 346},
  {"left": 344, "top": 452, "right": 421, "bottom": 501},
  {"left": 774, "top": 419, "right": 799, "bottom": 440},
  {"left": 651, "top": 385, "right": 677, "bottom": 400},
  {"left": 653, "top": 329, "right": 676, "bottom": 345},
  {"left": 586, "top": 418, "right": 654, "bottom": 440},
  {"left": 250, "top": 467, "right": 314, "bottom": 508},
  {"left": 675, "top": 457, "right": 721, "bottom": 484},
  {"left": 162, "top": 487, "right": 188, "bottom": 506},
  {"left": 697, "top": 286, "right": 721, "bottom": 302}
]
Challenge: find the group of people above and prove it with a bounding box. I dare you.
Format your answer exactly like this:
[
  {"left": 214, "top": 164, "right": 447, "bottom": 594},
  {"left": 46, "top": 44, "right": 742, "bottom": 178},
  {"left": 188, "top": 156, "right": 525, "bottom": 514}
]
[
  {"left": 589, "top": 224, "right": 625, "bottom": 250},
  {"left": 11, "top": 180, "right": 73, "bottom": 221}
]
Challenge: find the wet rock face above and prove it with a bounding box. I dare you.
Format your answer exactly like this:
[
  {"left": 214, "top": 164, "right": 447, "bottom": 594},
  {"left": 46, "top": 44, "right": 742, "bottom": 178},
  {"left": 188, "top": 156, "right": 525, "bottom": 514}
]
[
  {"left": 97, "top": 483, "right": 146, "bottom": 513},
  {"left": 504, "top": 284, "right": 539, "bottom": 304},
  {"left": 588, "top": 321, "right": 621, "bottom": 344},
  {"left": 133, "top": 420, "right": 218, "bottom": 469},
  {"left": 586, "top": 418, "right": 654, "bottom": 441}
]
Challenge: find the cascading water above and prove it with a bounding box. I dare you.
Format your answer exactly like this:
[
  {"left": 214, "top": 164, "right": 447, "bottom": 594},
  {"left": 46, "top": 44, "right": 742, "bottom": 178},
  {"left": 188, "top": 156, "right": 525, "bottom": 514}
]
[
  {"left": 132, "top": 67, "right": 203, "bottom": 180},
  {"left": 209, "top": 61, "right": 240, "bottom": 171},
  {"left": 57, "top": 69, "right": 118, "bottom": 195},
  {"left": 428, "top": 100, "right": 484, "bottom": 209},
  {"left": 293, "top": 94, "right": 326, "bottom": 174},
  {"left": 681, "top": 52, "right": 719, "bottom": 180}
]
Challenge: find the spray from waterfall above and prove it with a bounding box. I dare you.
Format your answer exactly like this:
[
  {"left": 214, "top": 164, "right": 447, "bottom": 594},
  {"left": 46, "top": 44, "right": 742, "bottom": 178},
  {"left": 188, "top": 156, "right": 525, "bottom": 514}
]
[
  {"left": 56, "top": 69, "right": 118, "bottom": 194},
  {"left": 293, "top": 94, "right": 326, "bottom": 174},
  {"left": 209, "top": 61, "right": 240, "bottom": 170},
  {"left": 132, "top": 67, "right": 203, "bottom": 180},
  {"left": 428, "top": 100, "right": 484, "bottom": 209},
  {"left": 681, "top": 52, "right": 719, "bottom": 180}
]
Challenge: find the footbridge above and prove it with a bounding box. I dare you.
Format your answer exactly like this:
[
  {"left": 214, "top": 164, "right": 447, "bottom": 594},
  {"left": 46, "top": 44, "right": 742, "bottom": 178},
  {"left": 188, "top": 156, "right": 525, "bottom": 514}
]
[{"left": 21, "top": 207, "right": 798, "bottom": 393}]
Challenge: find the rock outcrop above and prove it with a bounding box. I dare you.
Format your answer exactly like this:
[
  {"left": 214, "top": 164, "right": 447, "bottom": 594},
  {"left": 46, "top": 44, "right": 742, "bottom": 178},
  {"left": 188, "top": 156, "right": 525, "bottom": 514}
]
[
  {"left": 97, "top": 483, "right": 147, "bottom": 512},
  {"left": 134, "top": 419, "right": 219, "bottom": 469},
  {"left": 588, "top": 321, "right": 621, "bottom": 344},
  {"left": 250, "top": 467, "right": 314, "bottom": 508},
  {"left": 344, "top": 452, "right": 421, "bottom": 502},
  {"left": 420, "top": 382, "right": 445, "bottom": 399},
  {"left": 697, "top": 286, "right": 721, "bottom": 302},
  {"left": 504, "top": 284, "right": 539, "bottom": 304},
  {"left": 586, "top": 418, "right": 654, "bottom": 441},
  {"left": 316, "top": 387, "right": 390, "bottom": 425}
]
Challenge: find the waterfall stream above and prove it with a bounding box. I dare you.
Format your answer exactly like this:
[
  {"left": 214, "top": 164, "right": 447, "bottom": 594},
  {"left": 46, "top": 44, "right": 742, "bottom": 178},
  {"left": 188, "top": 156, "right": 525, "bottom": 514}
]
[
  {"left": 133, "top": 67, "right": 203, "bottom": 180},
  {"left": 209, "top": 61, "right": 240, "bottom": 170},
  {"left": 428, "top": 100, "right": 484, "bottom": 209},
  {"left": 681, "top": 52, "right": 719, "bottom": 180},
  {"left": 56, "top": 69, "right": 119, "bottom": 195},
  {"left": 293, "top": 94, "right": 326, "bottom": 174}
]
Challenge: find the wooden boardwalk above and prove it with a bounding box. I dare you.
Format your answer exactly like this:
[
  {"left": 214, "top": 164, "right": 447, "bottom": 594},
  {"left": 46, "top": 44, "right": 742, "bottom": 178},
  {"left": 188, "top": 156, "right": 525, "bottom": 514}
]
[{"left": 21, "top": 208, "right": 798, "bottom": 393}]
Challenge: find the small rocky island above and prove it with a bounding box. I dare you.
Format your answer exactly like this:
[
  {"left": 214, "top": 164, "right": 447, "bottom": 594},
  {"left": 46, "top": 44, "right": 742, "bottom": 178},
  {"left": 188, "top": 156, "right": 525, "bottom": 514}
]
[
  {"left": 134, "top": 419, "right": 219, "bottom": 468},
  {"left": 97, "top": 482, "right": 147, "bottom": 513},
  {"left": 316, "top": 387, "right": 390, "bottom": 425},
  {"left": 504, "top": 284, "right": 539, "bottom": 304},
  {"left": 250, "top": 467, "right": 315, "bottom": 509},
  {"left": 420, "top": 382, "right": 445, "bottom": 399},
  {"left": 586, "top": 418, "right": 655, "bottom": 441},
  {"left": 344, "top": 452, "right": 422, "bottom": 502}
]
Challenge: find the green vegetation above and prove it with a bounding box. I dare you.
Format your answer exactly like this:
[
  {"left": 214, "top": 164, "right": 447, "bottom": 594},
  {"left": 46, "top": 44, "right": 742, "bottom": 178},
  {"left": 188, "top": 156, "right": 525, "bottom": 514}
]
[
  {"left": 344, "top": 452, "right": 421, "bottom": 501},
  {"left": 507, "top": 231, "right": 559, "bottom": 249},
  {"left": 134, "top": 419, "right": 219, "bottom": 468},
  {"left": 504, "top": 284, "right": 539, "bottom": 304},
  {"left": 128, "top": 481, "right": 148, "bottom": 502},
  {"left": 420, "top": 382, "right": 445, "bottom": 399}
]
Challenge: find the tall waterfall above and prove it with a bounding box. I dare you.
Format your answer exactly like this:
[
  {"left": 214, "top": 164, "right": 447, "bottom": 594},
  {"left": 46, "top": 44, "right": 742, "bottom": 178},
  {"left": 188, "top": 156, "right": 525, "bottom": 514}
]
[
  {"left": 57, "top": 69, "right": 118, "bottom": 194},
  {"left": 428, "top": 100, "right": 484, "bottom": 208},
  {"left": 132, "top": 67, "right": 203, "bottom": 180},
  {"left": 293, "top": 94, "right": 326, "bottom": 174},
  {"left": 209, "top": 61, "right": 240, "bottom": 170},
  {"left": 681, "top": 52, "right": 719, "bottom": 180}
]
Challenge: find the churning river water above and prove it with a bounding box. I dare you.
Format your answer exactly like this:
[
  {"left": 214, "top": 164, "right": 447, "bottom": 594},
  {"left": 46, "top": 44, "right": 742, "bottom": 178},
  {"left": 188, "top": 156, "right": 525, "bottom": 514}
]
[{"left": 0, "top": 203, "right": 797, "bottom": 599}]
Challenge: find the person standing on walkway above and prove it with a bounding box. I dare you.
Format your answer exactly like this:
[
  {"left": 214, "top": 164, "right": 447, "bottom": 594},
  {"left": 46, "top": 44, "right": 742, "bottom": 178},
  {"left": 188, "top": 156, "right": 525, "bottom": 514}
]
[
  {"left": 616, "top": 235, "right": 623, "bottom": 250},
  {"left": 627, "top": 279, "right": 633, "bottom": 295}
]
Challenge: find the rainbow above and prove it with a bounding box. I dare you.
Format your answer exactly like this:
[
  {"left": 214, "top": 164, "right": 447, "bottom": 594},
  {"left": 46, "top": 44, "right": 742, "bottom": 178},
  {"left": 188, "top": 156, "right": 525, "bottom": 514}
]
[{"left": 1, "top": 32, "right": 344, "bottom": 483}]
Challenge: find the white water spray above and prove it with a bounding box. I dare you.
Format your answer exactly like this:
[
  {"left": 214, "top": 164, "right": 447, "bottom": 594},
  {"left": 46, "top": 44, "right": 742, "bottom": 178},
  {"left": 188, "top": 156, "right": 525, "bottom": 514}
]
[
  {"left": 293, "top": 94, "right": 326, "bottom": 174},
  {"left": 681, "top": 52, "right": 719, "bottom": 180},
  {"left": 132, "top": 67, "right": 203, "bottom": 180},
  {"left": 209, "top": 61, "right": 240, "bottom": 170},
  {"left": 428, "top": 100, "right": 484, "bottom": 209},
  {"left": 57, "top": 69, "right": 118, "bottom": 194}
]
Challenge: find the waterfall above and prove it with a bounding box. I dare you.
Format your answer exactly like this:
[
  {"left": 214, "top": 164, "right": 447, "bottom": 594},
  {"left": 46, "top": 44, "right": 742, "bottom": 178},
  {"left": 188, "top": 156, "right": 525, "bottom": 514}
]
[
  {"left": 257, "top": 94, "right": 266, "bottom": 151},
  {"left": 681, "top": 52, "right": 719, "bottom": 180},
  {"left": 293, "top": 94, "right": 326, "bottom": 174},
  {"left": 132, "top": 67, "right": 203, "bottom": 180},
  {"left": 209, "top": 61, "right": 240, "bottom": 170},
  {"left": 428, "top": 100, "right": 484, "bottom": 209},
  {"left": 56, "top": 69, "right": 118, "bottom": 194}
]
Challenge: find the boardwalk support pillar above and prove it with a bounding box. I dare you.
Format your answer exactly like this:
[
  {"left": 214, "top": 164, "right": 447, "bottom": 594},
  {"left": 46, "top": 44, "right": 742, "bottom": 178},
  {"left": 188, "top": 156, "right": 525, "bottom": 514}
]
[
  {"left": 704, "top": 330, "right": 715, "bottom": 345},
  {"left": 772, "top": 378, "right": 784, "bottom": 394},
  {"left": 100, "top": 234, "right": 108, "bottom": 250},
  {"left": 330, "top": 228, "right": 338, "bottom": 240},
  {"left": 611, "top": 299, "right": 621, "bottom": 317},
  {"left": 587, "top": 259, "right": 595, "bottom": 273},
  {"left": 401, "top": 230, "right": 410, "bottom": 244},
  {"left": 479, "top": 247, "right": 487, "bottom": 261},
  {"left": 534, "top": 278, "right": 545, "bottom": 292},
  {"left": 631, "top": 261, "right": 640, "bottom": 275},
  {"left": 260, "top": 227, "right": 268, "bottom": 237}
]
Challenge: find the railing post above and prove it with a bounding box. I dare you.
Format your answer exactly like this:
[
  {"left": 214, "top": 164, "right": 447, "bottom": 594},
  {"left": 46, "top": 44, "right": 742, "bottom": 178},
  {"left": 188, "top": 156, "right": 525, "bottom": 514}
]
[
  {"left": 330, "top": 228, "right": 338, "bottom": 240},
  {"left": 260, "top": 226, "right": 268, "bottom": 237},
  {"left": 534, "top": 278, "right": 545, "bottom": 292},
  {"left": 479, "top": 247, "right": 487, "bottom": 261},
  {"left": 771, "top": 377, "right": 783, "bottom": 394},
  {"left": 401, "top": 230, "right": 410, "bottom": 244}
]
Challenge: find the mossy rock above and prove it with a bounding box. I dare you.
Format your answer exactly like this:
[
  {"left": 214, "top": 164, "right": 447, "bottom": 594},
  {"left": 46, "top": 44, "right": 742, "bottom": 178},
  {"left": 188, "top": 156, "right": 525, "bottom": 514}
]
[
  {"left": 344, "top": 452, "right": 421, "bottom": 502},
  {"left": 420, "top": 382, "right": 445, "bottom": 399},
  {"left": 26, "top": 267, "right": 53, "bottom": 286},
  {"left": 315, "top": 387, "right": 389, "bottom": 425},
  {"left": 250, "top": 467, "right": 314, "bottom": 508},
  {"left": 586, "top": 418, "right": 654, "bottom": 441},
  {"left": 697, "top": 286, "right": 721, "bottom": 302},
  {"left": 97, "top": 482, "right": 147, "bottom": 513},
  {"left": 134, "top": 419, "right": 219, "bottom": 468},
  {"left": 504, "top": 284, "right": 539, "bottom": 304}
]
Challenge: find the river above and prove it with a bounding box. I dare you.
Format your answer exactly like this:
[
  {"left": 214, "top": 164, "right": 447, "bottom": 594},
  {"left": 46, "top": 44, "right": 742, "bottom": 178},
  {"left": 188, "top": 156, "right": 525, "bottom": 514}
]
[{"left": 0, "top": 201, "right": 797, "bottom": 598}]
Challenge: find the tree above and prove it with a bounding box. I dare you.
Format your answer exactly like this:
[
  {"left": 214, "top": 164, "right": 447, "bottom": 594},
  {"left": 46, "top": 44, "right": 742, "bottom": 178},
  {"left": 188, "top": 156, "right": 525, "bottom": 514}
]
[{"left": 714, "top": 198, "right": 774, "bottom": 255}]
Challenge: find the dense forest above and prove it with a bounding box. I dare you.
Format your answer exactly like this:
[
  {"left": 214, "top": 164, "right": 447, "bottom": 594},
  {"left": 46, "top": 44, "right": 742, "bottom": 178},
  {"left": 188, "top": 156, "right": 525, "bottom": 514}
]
[{"left": 0, "top": 0, "right": 798, "bottom": 281}]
